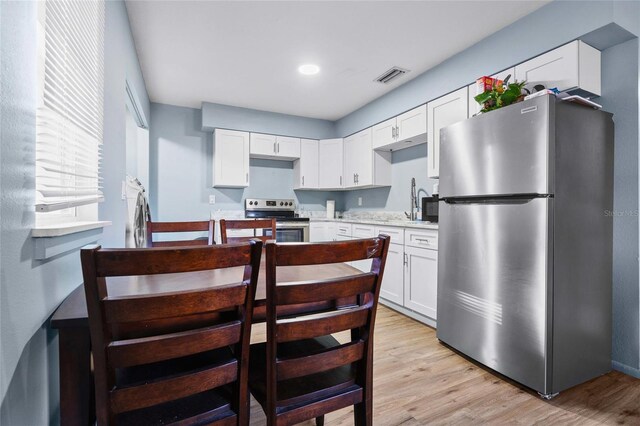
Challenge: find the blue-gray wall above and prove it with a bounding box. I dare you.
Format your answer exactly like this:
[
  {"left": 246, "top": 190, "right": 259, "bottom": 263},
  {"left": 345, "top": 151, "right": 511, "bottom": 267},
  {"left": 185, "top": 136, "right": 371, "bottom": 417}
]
[
  {"left": 0, "top": 1, "right": 150, "bottom": 424},
  {"left": 150, "top": 103, "right": 343, "bottom": 220},
  {"left": 600, "top": 38, "right": 640, "bottom": 375},
  {"left": 340, "top": 144, "right": 438, "bottom": 212},
  {"left": 201, "top": 101, "right": 335, "bottom": 139},
  {"left": 334, "top": 1, "right": 638, "bottom": 137}
]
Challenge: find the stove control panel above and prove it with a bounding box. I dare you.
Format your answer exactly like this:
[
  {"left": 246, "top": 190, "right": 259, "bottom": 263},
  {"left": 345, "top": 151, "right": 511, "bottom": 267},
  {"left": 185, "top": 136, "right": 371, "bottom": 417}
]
[{"left": 245, "top": 198, "right": 296, "bottom": 211}]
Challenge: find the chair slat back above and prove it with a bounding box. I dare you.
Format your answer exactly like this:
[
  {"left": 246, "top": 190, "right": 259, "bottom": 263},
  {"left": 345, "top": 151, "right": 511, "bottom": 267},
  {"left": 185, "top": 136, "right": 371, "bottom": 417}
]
[
  {"left": 103, "top": 284, "right": 247, "bottom": 323},
  {"left": 146, "top": 220, "right": 215, "bottom": 247},
  {"left": 274, "top": 237, "right": 387, "bottom": 266},
  {"left": 220, "top": 218, "right": 276, "bottom": 244},
  {"left": 276, "top": 305, "right": 370, "bottom": 342},
  {"left": 275, "top": 274, "right": 376, "bottom": 305},
  {"left": 264, "top": 235, "right": 390, "bottom": 414},
  {"left": 81, "top": 241, "right": 262, "bottom": 425},
  {"left": 94, "top": 244, "right": 249, "bottom": 276},
  {"left": 276, "top": 340, "right": 365, "bottom": 381},
  {"left": 110, "top": 359, "right": 238, "bottom": 414}
]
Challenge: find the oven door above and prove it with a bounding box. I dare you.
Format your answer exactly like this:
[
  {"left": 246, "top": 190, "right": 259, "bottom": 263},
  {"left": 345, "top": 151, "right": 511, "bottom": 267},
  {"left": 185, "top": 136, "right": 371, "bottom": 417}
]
[{"left": 264, "top": 223, "right": 309, "bottom": 242}]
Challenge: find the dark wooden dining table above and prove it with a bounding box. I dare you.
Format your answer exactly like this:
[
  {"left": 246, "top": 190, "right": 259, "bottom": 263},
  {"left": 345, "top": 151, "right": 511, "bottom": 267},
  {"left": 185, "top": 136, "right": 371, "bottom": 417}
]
[{"left": 50, "top": 258, "right": 360, "bottom": 426}]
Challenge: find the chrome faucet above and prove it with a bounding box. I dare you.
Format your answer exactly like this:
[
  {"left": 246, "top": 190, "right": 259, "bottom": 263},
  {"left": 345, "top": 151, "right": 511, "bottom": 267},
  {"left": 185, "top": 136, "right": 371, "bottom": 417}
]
[{"left": 404, "top": 177, "right": 418, "bottom": 220}]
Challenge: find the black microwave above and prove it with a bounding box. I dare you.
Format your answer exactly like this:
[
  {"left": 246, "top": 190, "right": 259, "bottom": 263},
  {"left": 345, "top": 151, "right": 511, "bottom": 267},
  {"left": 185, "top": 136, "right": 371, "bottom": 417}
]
[{"left": 422, "top": 195, "right": 439, "bottom": 222}]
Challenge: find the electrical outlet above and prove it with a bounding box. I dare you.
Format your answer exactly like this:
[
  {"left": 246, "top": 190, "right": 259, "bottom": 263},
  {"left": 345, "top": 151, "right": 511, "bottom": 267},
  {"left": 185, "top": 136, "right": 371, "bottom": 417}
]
[
  {"left": 209, "top": 195, "right": 216, "bottom": 204},
  {"left": 358, "top": 197, "right": 363, "bottom": 206}
]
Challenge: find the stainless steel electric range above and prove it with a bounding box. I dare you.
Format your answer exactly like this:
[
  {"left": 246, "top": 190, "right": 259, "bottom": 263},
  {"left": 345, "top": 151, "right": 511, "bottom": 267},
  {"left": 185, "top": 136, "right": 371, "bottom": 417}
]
[{"left": 244, "top": 198, "right": 309, "bottom": 242}]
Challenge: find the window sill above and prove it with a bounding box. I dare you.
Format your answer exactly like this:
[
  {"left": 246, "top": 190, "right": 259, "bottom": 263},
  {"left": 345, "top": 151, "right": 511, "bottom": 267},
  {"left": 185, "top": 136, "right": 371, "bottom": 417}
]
[
  {"left": 32, "top": 221, "right": 111, "bottom": 260},
  {"left": 32, "top": 221, "right": 112, "bottom": 237}
]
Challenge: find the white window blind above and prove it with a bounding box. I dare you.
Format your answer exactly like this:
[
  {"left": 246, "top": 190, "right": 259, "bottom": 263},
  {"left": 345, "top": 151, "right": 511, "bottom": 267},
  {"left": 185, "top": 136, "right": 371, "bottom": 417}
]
[{"left": 36, "top": 0, "right": 105, "bottom": 215}]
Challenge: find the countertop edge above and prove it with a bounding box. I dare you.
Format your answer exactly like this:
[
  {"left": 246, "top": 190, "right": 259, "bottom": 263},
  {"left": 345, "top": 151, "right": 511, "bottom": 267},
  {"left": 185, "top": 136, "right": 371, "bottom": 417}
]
[{"left": 309, "top": 217, "right": 438, "bottom": 230}]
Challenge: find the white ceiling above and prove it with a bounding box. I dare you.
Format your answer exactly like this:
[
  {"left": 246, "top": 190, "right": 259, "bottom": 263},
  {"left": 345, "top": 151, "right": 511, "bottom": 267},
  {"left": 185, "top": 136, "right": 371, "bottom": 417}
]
[{"left": 126, "top": 1, "right": 549, "bottom": 121}]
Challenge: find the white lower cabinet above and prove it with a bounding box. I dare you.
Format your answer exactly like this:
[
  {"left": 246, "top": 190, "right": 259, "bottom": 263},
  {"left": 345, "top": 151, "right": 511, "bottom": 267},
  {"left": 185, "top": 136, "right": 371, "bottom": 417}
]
[
  {"left": 380, "top": 243, "right": 405, "bottom": 305},
  {"left": 403, "top": 245, "right": 438, "bottom": 320},
  {"left": 374, "top": 225, "right": 438, "bottom": 324},
  {"left": 310, "top": 221, "right": 337, "bottom": 242},
  {"left": 351, "top": 224, "right": 375, "bottom": 272},
  {"left": 310, "top": 222, "right": 325, "bottom": 242},
  {"left": 318, "top": 222, "right": 439, "bottom": 324}
]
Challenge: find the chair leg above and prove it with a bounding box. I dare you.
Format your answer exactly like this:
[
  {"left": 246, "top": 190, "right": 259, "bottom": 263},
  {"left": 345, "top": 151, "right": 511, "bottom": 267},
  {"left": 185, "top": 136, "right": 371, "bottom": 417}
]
[
  {"left": 315, "top": 415, "right": 325, "bottom": 426},
  {"left": 354, "top": 400, "right": 372, "bottom": 426}
]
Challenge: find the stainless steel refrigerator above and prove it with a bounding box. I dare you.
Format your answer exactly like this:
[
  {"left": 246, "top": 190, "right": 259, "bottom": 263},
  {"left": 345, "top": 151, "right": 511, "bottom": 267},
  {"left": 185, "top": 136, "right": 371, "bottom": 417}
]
[{"left": 437, "top": 95, "right": 613, "bottom": 398}]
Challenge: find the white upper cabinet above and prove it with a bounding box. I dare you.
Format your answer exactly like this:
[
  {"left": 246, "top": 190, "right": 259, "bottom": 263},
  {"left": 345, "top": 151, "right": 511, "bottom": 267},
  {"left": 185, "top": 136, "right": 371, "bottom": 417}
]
[
  {"left": 372, "top": 105, "right": 427, "bottom": 151},
  {"left": 427, "top": 87, "right": 468, "bottom": 179},
  {"left": 343, "top": 133, "right": 360, "bottom": 188},
  {"left": 396, "top": 104, "right": 427, "bottom": 147},
  {"left": 250, "top": 133, "right": 300, "bottom": 160},
  {"left": 319, "top": 138, "right": 344, "bottom": 189},
  {"left": 344, "top": 128, "right": 391, "bottom": 188},
  {"left": 468, "top": 67, "right": 515, "bottom": 117},
  {"left": 293, "top": 139, "right": 319, "bottom": 189},
  {"left": 249, "top": 133, "right": 277, "bottom": 157},
  {"left": 515, "top": 40, "right": 601, "bottom": 97},
  {"left": 276, "top": 136, "right": 301, "bottom": 159},
  {"left": 213, "top": 129, "right": 250, "bottom": 188},
  {"left": 372, "top": 117, "right": 396, "bottom": 150}
]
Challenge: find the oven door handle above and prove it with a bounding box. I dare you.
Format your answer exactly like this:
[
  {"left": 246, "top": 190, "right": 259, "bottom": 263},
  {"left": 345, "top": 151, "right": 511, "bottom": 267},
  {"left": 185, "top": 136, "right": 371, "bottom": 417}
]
[{"left": 275, "top": 222, "right": 310, "bottom": 227}]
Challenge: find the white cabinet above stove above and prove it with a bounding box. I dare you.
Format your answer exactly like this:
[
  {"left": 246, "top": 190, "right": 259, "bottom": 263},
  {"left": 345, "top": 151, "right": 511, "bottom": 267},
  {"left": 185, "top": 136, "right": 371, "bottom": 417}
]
[{"left": 250, "top": 133, "right": 300, "bottom": 160}]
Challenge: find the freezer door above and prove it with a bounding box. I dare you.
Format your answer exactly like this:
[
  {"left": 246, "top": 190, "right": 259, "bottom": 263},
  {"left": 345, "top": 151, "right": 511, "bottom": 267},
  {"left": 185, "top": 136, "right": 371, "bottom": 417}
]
[
  {"left": 437, "top": 197, "right": 552, "bottom": 394},
  {"left": 439, "top": 96, "right": 553, "bottom": 198}
]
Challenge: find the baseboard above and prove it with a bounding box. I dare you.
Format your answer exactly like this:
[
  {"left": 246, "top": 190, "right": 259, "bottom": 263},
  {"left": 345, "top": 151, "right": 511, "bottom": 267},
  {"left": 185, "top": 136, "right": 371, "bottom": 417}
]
[
  {"left": 378, "top": 298, "right": 437, "bottom": 329},
  {"left": 612, "top": 360, "right": 640, "bottom": 378}
]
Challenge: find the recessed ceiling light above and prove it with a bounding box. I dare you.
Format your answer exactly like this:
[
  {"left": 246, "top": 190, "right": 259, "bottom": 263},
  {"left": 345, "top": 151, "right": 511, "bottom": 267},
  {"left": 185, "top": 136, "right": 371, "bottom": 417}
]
[{"left": 298, "top": 64, "right": 320, "bottom": 75}]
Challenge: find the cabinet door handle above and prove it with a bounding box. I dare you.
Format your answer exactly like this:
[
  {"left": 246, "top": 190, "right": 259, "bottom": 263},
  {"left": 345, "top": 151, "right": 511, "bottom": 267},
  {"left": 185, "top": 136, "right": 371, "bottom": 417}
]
[
  {"left": 404, "top": 253, "right": 408, "bottom": 266},
  {"left": 246, "top": 172, "right": 249, "bottom": 183},
  {"left": 273, "top": 142, "right": 276, "bottom": 153},
  {"left": 396, "top": 126, "right": 400, "bottom": 139},
  {"left": 392, "top": 127, "right": 396, "bottom": 139},
  {"left": 356, "top": 173, "right": 359, "bottom": 184},
  {"left": 302, "top": 176, "right": 304, "bottom": 186},
  {"left": 415, "top": 238, "right": 431, "bottom": 244},
  {"left": 277, "top": 143, "right": 279, "bottom": 153},
  {"left": 340, "top": 176, "right": 342, "bottom": 186},
  {"left": 353, "top": 173, "right": 356, "bottom": 184}
]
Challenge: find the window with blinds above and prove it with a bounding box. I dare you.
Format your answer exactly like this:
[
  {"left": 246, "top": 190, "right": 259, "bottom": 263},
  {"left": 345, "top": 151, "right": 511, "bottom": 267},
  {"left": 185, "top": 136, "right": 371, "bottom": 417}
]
[{"left": 35, "top": 0, "right": 105, "bottom": 226}]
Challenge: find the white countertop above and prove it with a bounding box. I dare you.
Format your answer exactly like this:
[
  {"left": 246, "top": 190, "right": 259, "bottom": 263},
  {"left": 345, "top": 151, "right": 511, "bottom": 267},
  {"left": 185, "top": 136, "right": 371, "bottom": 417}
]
[{"left": 310, "top": 217, "right": 438, "bottom": 230}]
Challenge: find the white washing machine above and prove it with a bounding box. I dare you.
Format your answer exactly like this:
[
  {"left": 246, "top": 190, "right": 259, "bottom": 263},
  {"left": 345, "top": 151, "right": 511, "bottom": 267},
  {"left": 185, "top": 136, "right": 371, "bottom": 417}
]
[{"left": 124, "top": 175, "right": 150, "bottom": 247}]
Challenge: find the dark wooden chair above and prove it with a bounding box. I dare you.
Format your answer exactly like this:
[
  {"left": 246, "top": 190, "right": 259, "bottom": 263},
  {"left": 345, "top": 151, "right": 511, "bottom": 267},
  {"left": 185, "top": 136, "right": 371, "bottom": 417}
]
[
  {"left": 80, "top": 240, "right": 263, "bottom": 425},
  {"left": 249, "top": 235, "right": 390, "bottom": 426},
  {"left": 146, "top": 220, "right": 215, "bottom": 247},
  {"left": 220, "top": 218, "right": 276, "bottom": 244}
]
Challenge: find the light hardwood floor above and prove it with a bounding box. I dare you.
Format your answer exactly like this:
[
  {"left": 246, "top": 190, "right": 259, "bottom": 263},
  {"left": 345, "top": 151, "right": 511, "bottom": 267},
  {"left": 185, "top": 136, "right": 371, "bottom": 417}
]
[{"left": 249, "top": 305, "right": 640, "bottom": 425}]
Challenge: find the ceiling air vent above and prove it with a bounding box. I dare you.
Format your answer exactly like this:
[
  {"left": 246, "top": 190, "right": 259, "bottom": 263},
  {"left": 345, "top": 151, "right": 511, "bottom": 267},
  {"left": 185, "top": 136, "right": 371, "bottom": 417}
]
[{"left": 375, "top": 67, "right": 409, "bottom": 84}]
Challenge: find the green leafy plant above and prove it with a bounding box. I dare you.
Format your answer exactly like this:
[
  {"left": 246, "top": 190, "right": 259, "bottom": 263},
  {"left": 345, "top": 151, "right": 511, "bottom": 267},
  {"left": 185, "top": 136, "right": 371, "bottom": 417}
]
[{"left": 474, "top": 80, "right": 527, "bottom": 113}]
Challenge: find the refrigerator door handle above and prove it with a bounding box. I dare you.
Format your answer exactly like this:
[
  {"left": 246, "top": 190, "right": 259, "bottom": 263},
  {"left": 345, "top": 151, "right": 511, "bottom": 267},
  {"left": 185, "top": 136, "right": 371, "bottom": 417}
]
[{"left": 443, "top": 195, "right": 551, "bottom": 206}]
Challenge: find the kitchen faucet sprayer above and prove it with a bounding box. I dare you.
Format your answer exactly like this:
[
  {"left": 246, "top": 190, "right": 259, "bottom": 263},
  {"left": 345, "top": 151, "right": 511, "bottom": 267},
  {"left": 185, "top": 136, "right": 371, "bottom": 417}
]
[{"left": 405, "top": 177, "right": 418, "bottom": 220}]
